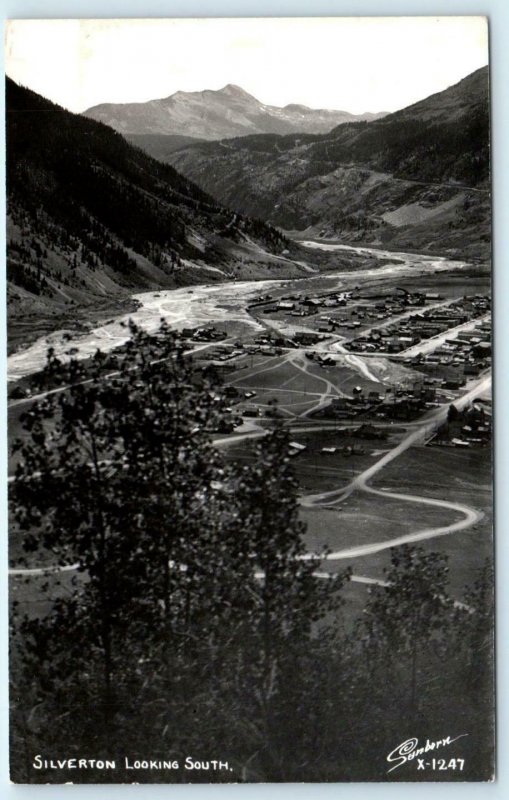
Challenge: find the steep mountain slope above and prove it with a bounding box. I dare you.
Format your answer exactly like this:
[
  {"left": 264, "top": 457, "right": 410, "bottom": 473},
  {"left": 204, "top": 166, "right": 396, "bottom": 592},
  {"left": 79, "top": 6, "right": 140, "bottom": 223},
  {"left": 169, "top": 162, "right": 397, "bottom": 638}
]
[
  {"left": 6, "top": 78, "right": 301, "bottom": 351},
  {"left": 385, "top": 63, "right": 489, "bottom": 125},
  {"left": 167, "top": 67, "right": 490, "bottom": 259},
  {"left": 83, "top": 83, "right": 387, "bottom": 139}
]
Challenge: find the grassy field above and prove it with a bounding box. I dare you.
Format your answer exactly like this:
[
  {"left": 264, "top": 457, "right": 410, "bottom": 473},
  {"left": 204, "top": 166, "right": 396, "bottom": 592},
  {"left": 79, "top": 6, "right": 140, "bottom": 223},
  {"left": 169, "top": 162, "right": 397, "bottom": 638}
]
[
  {"left": 302, "top": 492, "right": 457, "bottom": 567},
  {"left": 226, "top": 351, "right": 386, "bottom": 420},
  {"left": 230, "top": 356, "right": 323, "bottom": 392},
  {"left": 299, "top": 443, "right": 492, "bottom": 609},
  {"left": 222, "top": 418, "right": 492, "bottom": 609},
  {"left": 370, "top": 442, "right": 492, "bottom": 495},
  {"left": 307, "top": 359, "right": 382, "bottom": 394}
]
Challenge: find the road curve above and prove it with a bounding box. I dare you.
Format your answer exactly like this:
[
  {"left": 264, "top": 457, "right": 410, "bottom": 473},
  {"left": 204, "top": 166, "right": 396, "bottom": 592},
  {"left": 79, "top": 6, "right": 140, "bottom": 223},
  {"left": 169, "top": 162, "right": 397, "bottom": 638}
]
[
  {"left": 300, "top": 483, "right": 482, "bottom": 562},
  {"left": 299, "top": 373, "right": 490, "bottom": 562}
]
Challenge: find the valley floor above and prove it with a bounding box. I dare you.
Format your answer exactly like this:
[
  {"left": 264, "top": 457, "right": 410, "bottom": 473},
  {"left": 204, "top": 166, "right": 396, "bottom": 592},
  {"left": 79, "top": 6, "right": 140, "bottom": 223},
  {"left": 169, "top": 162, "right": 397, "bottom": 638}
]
[{"left": 8, "top": 239, "right": 493, "bottom": 625}]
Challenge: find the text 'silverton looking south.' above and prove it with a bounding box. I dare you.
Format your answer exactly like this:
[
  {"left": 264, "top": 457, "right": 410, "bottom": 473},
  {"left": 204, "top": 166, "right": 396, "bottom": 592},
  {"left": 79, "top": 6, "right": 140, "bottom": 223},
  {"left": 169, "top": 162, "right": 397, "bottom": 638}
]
[{"left": 5, "top": 17, "right": 494, "bottom": 784}]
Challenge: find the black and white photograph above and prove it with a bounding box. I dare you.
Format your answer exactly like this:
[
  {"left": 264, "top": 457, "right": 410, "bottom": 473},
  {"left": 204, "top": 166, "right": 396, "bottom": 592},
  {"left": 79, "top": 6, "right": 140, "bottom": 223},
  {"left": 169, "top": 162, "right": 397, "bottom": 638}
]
[{"left": 5, "top": 16, "right": 494, "bottom": 784}]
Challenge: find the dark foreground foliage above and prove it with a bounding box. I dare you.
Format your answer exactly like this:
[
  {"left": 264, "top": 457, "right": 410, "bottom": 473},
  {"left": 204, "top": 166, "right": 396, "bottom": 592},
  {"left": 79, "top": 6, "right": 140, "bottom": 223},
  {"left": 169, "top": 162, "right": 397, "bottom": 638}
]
[{"left": 9, "top": 324, "right": 494, "bottom": 782}]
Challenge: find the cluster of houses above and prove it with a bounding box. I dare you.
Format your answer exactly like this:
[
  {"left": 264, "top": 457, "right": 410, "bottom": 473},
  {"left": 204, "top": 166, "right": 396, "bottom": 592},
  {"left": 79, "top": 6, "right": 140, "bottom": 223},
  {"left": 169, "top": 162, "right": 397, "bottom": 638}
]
[
  {"left": 257, "top": 290, "right": 353, "bottom": 319},
  {"left": 319, "top": 287, "right": 432, "bottom": 333},
  {"left": 220, "top": 330, "right": 332, "bottom": 353},
  {"left": 256, "top": 287, "right": 437, "bottom": 337},
  {"left": 433, "top": 401, "right": 491, "bottom": 448},
  {"left": 287, "top": 424, "right": 389, "bottom": 459},
  {"left": 408, "top": 316, "right": 491, "bottom": 389},
  {"left": 345, "top": 295, "right": 490, "bottom": 354},
  {"left": 303, "top": 287, "right": 436, "bottom": 336},
  {"left": 317, "top": 380, "right": 440, "bottom": 422},
  {"left": 183, "top": 327, "right": 288, "bottom": 363}
]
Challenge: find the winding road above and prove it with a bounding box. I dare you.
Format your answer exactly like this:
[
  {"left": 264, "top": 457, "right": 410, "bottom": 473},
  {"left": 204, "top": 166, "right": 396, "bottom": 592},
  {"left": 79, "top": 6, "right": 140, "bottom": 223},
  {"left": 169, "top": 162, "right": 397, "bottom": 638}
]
[{"left": 300, "top": 373, "right": 490, "bottom": 563}]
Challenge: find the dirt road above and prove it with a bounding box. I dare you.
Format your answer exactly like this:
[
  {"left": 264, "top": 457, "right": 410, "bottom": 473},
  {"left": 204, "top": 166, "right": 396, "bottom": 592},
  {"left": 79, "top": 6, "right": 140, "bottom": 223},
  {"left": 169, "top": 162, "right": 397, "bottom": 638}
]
[{"left": 300, "top": 374, "right": 491, "bottom": 562}]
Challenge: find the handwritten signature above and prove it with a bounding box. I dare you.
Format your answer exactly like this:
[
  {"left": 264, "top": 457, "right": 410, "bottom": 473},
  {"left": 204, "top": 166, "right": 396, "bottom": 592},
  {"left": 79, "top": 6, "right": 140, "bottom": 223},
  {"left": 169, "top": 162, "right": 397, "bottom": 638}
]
[{"left": 387, "top": 734, "right": 469, "bottom": 773}]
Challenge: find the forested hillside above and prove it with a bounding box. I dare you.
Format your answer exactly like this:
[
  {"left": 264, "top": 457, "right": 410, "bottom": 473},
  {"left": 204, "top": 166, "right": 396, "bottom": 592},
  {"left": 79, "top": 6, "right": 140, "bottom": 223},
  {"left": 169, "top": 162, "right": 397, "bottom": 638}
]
[{"left": 6, "top": 79, "right": 289, "bottom": 350}]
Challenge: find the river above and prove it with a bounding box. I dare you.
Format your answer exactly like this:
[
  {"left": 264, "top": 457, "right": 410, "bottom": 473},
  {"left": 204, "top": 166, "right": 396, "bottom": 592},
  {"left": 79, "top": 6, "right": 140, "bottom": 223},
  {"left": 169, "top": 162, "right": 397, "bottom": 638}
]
[{"left": 7, "top": 242, "right": 470, "bottom": 382}]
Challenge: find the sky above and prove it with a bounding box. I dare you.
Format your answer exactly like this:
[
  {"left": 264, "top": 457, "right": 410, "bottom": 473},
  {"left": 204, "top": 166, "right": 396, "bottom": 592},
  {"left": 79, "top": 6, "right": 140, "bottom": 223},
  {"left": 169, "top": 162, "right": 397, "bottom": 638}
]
[{"left": 4, "top": 17, "right": 489, "bottom": 114}]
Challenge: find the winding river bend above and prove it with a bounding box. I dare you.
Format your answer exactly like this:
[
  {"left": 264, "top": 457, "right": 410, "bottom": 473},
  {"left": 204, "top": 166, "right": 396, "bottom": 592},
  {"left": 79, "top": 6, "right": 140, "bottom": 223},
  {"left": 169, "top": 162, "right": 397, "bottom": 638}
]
[{"left": 7, "top": 242, "right": 470, "bottom": 382}]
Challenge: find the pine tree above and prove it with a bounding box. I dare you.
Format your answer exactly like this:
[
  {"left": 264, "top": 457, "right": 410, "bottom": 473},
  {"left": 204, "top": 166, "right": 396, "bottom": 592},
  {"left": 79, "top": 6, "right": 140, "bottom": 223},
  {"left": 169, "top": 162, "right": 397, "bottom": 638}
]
[{"left": 10, "top": 324, "right": 346, "bottom": 780}]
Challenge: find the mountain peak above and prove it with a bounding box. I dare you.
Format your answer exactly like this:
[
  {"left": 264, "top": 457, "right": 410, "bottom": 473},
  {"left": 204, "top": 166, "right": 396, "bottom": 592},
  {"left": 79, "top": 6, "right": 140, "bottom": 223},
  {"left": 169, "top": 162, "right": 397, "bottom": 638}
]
[
  {"left": 218, "top": 84, "right": 255, "bottom": 99},
  {"left": 83, "top": 85, "right": 386, "bottom": 139}
]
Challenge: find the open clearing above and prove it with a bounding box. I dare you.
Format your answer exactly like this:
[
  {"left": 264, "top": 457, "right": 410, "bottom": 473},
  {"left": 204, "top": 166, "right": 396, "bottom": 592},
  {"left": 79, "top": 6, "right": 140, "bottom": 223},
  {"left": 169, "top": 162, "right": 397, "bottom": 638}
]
[
  {"left": 301, "top": 444, "right": 491, "bottom": 600},
  {"left": 227, "top": 350, "right": 386, "bottom": 419}
]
